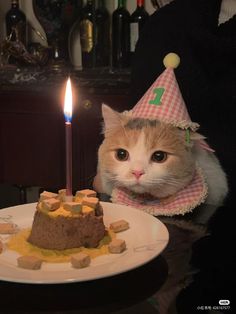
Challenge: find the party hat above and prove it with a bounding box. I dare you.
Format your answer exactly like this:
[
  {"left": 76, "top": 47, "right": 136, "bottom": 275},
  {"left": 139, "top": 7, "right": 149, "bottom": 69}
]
[{"left": 132, "top": 53, "right": 199, "bottom": 131}]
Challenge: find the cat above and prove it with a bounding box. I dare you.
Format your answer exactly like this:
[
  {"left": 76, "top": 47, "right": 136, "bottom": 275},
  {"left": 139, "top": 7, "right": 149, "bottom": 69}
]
[{"left": 94, "top": 104, "right": 228, "bottom": 207}]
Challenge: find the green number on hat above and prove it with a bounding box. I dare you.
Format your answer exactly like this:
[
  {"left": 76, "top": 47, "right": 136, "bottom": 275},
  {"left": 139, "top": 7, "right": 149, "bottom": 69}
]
[{"left": 149, "top": 87, "right": 165, "bottom": 106}]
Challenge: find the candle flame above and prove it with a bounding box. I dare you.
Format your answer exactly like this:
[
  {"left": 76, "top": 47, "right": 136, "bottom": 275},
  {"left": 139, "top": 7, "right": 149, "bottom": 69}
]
[{"left": 64, "top": 77, "right": 73, "bottom": 122}]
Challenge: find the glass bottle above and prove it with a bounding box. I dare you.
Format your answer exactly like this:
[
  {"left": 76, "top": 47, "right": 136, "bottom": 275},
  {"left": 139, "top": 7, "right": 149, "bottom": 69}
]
[
  {"left": 130, "top": 0, "right": 149, "bottom": 58},
  {"left": 33, "top": 0, "right": 82, "bottom": 65},
  {"left": 79, "top": 0, "right": 96, "bottom": 69},
  {"left": 5, "top": 0, "right": 27, "bottom": 46},
  {"left": 112, "top": 0, "right": 130, "bottom": 69},
  {"left": 95, "top": 0, "right": 110, "bottom": 67}
]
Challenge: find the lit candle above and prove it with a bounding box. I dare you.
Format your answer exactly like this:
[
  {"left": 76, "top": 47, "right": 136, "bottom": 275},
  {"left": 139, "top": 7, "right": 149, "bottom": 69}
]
[{"left": 63, "top": 77, "right": 73, "bottom": 198}]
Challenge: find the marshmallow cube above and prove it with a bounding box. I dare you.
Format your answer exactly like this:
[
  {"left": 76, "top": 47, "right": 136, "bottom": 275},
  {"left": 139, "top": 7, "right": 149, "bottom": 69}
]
[
  {"left": 17, "top": 256, "right": 43, "bottom": 270},
  {"left": 63, "top": 202, "right": 82, "bottom": 212},
  {"left": 0, "top": 223, "right": 18, "bottom": 234},
  {"left": 39, "top": 191, "right": 58, "bottom": 201},
  {"left": 82, "top": 197, "right": 99, "bottom": 209},
  {"left": 108, "top": 239, "right": 126, "bottom": 254},
  {"left": 42, "top": 198, "right": 60, "bottom": 211},
  {"left": 71, "top": 252, "right": 91, "bottom": 268},
  {"left": 110, "top": 220, "right": 129, "bottom": 233},
  {"left": 75, "top": 189, "right": 97, "bottom": 198}
]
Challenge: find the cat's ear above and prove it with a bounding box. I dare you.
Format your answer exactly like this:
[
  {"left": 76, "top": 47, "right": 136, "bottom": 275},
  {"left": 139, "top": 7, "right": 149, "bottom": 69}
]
[{"left": 101, "top": 104, "right": 123, "bottom": 133}]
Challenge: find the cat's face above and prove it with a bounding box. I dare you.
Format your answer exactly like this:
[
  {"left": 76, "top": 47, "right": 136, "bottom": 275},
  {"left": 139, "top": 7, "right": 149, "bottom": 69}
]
[{"left": 98, "top": 105, "right": 196, "bottom": 198}]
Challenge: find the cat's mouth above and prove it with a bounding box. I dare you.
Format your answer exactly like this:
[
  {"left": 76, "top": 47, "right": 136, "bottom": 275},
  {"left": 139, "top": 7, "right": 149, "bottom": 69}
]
[
  {"left": 128, "top": 182, "right": 147, "bottom": 193},
  {"left": 119, "top": 175, "right": 152, "bottom": 193}
]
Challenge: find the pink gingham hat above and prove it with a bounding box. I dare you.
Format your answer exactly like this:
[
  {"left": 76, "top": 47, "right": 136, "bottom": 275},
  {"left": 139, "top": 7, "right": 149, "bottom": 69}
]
[
  {"left": 132, "top": 53, "right": 199, "bottom": 131},
  {"left": 132, "top": 52, "right": 214, "bottom": 152}
]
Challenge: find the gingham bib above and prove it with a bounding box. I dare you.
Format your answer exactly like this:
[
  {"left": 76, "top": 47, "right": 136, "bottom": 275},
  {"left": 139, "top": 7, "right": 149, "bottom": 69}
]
[{"left": 111, "top": 166, "right": 208, "bottom": 217}]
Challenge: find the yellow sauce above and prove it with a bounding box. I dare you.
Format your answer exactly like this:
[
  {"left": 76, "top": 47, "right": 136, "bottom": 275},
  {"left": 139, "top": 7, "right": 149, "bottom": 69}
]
[{"left": 7, "top": 228, "right": 115, "bottom": 263}]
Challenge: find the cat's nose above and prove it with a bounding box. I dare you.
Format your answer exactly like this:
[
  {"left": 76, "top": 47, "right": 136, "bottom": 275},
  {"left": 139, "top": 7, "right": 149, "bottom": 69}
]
[{"left": 132, "top": 170, "right": 145, "bottom": 179}]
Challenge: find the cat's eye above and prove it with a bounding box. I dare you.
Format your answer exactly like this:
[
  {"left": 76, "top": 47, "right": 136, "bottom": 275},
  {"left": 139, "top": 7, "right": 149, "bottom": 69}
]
[
  {"left": 115, "top": 149, "right": 129, "bottom": 161},
  {"left": 151, "top": 151, "right": 167, "bottom": 163}
]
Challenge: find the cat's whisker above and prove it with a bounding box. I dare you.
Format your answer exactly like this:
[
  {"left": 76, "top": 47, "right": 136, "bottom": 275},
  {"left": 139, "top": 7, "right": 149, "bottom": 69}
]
[
  {"left": 145, "top": 178, "right": 181, "bottom": 188},
  {"left": 145, "top": 177, "right": 178, "bottom": 184}
]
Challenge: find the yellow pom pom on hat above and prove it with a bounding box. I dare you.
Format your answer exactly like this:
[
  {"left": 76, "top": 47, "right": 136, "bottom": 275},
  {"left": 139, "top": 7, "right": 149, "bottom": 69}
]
[
  {"left": 132, "top": 52, "right": 199, "bottom": 131},
  {"left": 163, "top": 52, "right": 180, "bottom": 69}
]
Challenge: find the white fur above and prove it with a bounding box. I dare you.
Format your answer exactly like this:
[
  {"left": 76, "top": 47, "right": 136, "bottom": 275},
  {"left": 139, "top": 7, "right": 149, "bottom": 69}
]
[{"left": 194, "top": 146, "right": 228, "bottom": 205}]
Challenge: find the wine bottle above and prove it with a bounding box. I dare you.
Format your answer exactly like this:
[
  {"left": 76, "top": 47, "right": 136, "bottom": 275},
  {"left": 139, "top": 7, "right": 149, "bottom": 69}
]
[
  {"left": 5, "top": 0, "right": 27, "bottom": 46},
  {"left": 79, "top": 0, "right": 96, "bottom": 69},
  {"left": 130, "top": 0, "right": 149, "bottom": 58},
  {"left": 95, "top": 0, "right": 110, "bottom": 67},
  {"left": 59, "top": 0, "right": 83, "bottom": 62},
  {"left": 112, "top": 0, "right": 130, "bottom": 68},
  {"left": 68, "top": 5, "right": 83, "bottom": 68}
]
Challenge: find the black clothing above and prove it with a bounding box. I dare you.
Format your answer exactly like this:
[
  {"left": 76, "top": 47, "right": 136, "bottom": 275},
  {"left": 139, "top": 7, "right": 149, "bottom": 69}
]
[
  {"left": 131, "top": 0, "right": 236, "bottom": 182},
  {"left": 131, "top": 3, "right": 235, "bottom": 310}
]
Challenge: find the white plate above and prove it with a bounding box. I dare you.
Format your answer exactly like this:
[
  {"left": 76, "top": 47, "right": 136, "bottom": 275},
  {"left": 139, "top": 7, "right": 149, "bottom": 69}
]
[{"left": 0, "top": 202, "right": 169, "bottom": 284}]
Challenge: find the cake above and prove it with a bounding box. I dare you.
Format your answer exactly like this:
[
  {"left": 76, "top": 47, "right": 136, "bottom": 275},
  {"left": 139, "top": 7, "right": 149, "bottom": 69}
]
[{"left": 28, "top": 189, "right": 106, "bottom": 250}]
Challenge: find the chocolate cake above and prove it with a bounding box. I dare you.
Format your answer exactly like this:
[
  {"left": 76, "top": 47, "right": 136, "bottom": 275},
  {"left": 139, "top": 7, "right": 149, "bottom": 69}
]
[{"left": 28, "top": 189, "right": 106, "bottom": 250}]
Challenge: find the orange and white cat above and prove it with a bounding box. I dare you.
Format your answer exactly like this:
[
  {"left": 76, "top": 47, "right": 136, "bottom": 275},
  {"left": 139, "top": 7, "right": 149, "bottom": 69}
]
[{"left": 94, "top": 105, "right": 228, "bottom": 206}]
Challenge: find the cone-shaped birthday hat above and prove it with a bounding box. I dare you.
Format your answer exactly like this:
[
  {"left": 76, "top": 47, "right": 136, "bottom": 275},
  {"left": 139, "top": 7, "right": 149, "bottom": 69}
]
[{"left": 132, "top": 53, "right": 199, "bottom": 131}]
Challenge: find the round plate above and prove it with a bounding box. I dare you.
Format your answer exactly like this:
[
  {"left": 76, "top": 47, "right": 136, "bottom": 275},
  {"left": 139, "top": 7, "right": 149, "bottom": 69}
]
[{"left": 0, "top": 202, "right": 169, "bottom": 284}]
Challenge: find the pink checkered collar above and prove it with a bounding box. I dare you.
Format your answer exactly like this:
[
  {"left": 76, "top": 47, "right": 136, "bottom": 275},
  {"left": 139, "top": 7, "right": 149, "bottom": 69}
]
[{"left": 111, "top": 166, "right": 208, "bottom": 216}]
